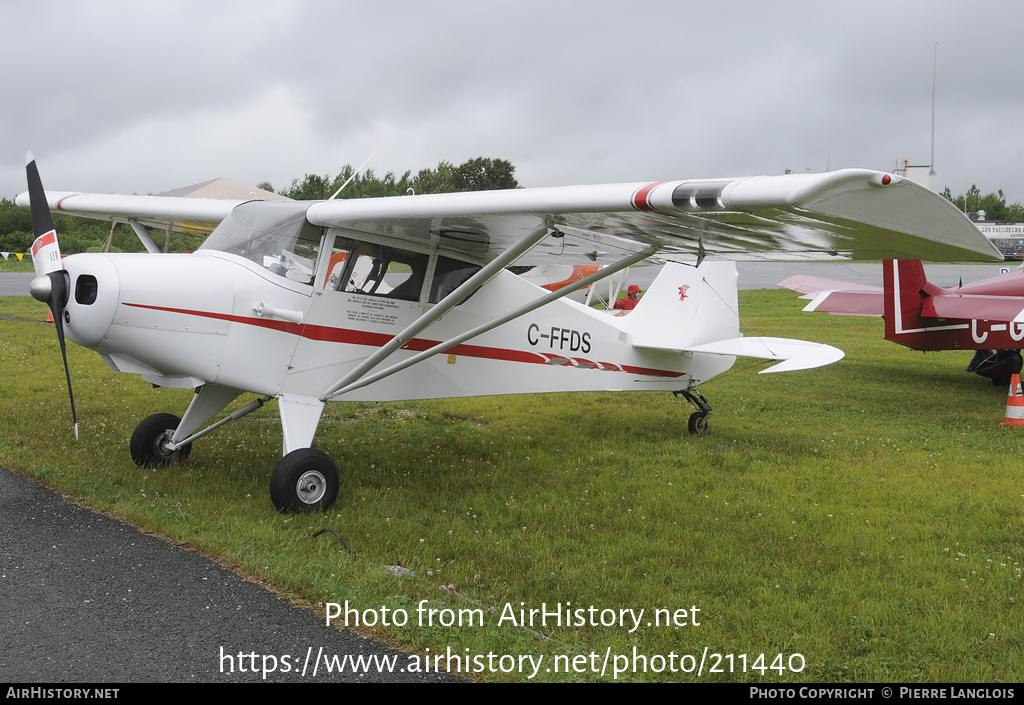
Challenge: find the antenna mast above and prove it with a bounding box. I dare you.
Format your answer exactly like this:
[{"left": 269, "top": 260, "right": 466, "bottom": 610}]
[{"left": 930, "top": 43, "right": 937, "bottom": 175}]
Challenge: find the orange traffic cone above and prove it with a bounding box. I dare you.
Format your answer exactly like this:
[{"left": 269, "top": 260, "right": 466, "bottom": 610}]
[
  {"left": 46, "top": 310, "right": 53, "bottom": 322},
  {"left": 999, "top": 374, "right": 1024, "bottom": 427}
]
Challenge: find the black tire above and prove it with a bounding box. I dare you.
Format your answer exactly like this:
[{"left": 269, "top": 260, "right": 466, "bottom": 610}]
[
  {"left": 270, "top": 448, "right": 340, "bottom": 513},
  {"left": 687, "top": 411, "right": 710, "bottom": 435},
  {"left": 130, "top": 413, "right": 192, "bottom": 467}
]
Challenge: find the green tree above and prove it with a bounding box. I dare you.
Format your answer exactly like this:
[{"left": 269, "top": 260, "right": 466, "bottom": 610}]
[
  {"left": 278, "top": 157, "right": 517, "bottom": 199},
  {"left": 411, "top": 160, "right": 460, "bottom": 195},
  {"left": 941, "top": 185, "right": 1024, "bottom": 221},
  {"left": 283, "top": 173, "right": 334, "bottom": 200},
  {"left": 0, "top": 198, "right": 33, "bottom": 252},
  {"left": 411, "top": 157, "right": 519, "bottom": 195},
  {"left": 454, "top": 157, "right": 518, "bottom": 192},
  {"left": 280, "top": 167, "right": 415, "bottom": 200}
]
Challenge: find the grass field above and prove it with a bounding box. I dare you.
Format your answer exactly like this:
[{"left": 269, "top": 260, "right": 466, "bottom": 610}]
[
  {"left": 1, "top": 291, "right": 1022, "bottom": 682},
  {"left": 0, "top": 257, "right": 33, "bottom": 272}
]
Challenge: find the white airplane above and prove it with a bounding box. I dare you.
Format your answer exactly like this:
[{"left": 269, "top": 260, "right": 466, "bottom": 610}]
[{"left": 20, "top": 158, "right": 1000, "bottom": 513}]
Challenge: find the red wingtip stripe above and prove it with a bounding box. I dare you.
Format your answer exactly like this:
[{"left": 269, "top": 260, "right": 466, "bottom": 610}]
[
  {"left": 55, "top": 194, "right": 79, "bottom": 211},
  {"left": 631, "top": 182, "right": 667, "bottom": 211}
]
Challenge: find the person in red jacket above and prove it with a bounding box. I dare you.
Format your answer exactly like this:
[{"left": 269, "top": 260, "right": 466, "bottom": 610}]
[{"left": 614, "top": 284, "right": 641, "bottom": 311}]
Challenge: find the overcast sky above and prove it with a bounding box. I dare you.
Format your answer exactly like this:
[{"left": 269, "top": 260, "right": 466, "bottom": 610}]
[{"left": 4, "top": 1, "right": 1023, "bottom": 205}]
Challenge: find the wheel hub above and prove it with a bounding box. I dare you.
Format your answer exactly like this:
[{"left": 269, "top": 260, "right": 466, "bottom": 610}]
[
  {"left": 155, "top": 430, "right": 177, "bottom": 458},
  {"left": 296, "top": 470, "right": 327, "bottom": 504}
]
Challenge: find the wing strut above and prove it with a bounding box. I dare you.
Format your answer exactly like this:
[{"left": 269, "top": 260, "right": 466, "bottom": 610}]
[
  {"left": 128, "top": 218, "right": 161, "bottom": 254},
  {"left": 321, "top": 245, "right": 657, "bottom": 401},
  {"left": 320, "top": 223, "right": 556, "bottom": 400}
]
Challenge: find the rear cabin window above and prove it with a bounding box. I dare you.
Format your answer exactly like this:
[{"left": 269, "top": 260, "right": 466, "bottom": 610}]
[{"left": 429, "top": 257, "right": 481, "bottom": 303}]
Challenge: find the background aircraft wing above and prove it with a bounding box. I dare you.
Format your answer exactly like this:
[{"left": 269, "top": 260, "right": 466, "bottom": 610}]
[
  {"left": 776, "top": 274, "right": 883, "bottom": 296},
  {"left": 13, "top": 190, "right": 243, "bottom": 236},
  {"left": 777, "top": 274, "right": 884, "bottom": 317},
  {"left": 305, "top": 169, "right": 1001, "bottom": 266}
]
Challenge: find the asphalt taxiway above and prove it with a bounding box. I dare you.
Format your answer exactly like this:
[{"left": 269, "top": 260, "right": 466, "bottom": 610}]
[{"left": 0, "top": 467, "right": 459, "bottom": 683}]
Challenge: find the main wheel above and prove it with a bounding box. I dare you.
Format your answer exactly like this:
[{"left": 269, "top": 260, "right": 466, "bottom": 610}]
[
  {"left": 270, "top": 448, "right": 340, "bottom": 513},
  {"left": 687, "top": 411, "right": 710, "bottom": 435},
  {"left": 130, "top": 413, "right": 192, "bottom": 466}
]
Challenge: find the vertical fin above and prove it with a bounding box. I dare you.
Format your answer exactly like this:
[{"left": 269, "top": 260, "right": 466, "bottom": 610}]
[
  {"left": 883, "top": 259, "right": 929, "bottom": 346},
  {"left": 617, "top": 261, "right": 740, "bottom": 350}
]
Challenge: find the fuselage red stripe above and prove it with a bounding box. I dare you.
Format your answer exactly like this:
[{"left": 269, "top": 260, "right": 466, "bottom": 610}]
[{"left": 121, "top": 303, "right": 685, "bottom": 379}]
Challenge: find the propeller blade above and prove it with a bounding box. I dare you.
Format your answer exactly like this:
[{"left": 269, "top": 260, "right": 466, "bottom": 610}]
[
  {"left": 26, "top": 155, "right": 55, "bottom": 236},
  {"left": 27, "top": 155, "right": 62, "bottom": 278},
  {"left": 26, "top": 155, "right": 78, "bottom": 440},
  {"left": 48, "top": 270, "right": 79, "bottom": 441}
]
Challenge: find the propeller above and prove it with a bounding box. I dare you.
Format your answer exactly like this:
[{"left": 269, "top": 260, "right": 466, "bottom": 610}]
[{"left": 26, "top": 154, "right": 79, "bottom": 440}]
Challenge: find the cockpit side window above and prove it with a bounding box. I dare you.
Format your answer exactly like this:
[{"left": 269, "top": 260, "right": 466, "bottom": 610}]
[
  {"left": 322, "top": 231, "right": 482, "bottom": 305},
  {"left": 342, "top": 244, "right": 429, "bottom": 302},
  {"left": 201, "top": 202, "right": 322, "bottom": 286}
]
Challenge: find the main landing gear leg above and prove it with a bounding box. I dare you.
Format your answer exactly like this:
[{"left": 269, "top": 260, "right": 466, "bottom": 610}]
[
  {"left": 674, "top": 388, "right": 712, "bottom": 435},
  {"left": 130, "top": 413, "right": 192, "bottom": 466}
]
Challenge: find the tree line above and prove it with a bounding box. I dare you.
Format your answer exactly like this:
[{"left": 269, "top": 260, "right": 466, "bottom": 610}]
[
  {"left": 269, "top": 156, "right": 518, "bottom": 200},
  {"left": 940, "top": 185, "right": 1024, "bottom": 221}
]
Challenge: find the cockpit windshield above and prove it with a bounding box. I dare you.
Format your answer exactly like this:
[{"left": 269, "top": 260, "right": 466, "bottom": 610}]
[{"left": 200, "top": 201, "right": 321, "bottom": 285}]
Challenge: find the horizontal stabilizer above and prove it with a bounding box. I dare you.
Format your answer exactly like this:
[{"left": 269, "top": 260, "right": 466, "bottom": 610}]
[
  {"left": 683, "top": 336, "right": 845, "bottom": 373},
  {"left": 778, "top": 274, "right": 883, "bottom": 317},
  {"left": 924, "top": 294, "right": 1024, "bottom": 322},
  {"left": 802, "top": 290, "right": 884, "bottom": 317},
  {"left": 777, "top": 274, "right": 882, "bottom": 295}
]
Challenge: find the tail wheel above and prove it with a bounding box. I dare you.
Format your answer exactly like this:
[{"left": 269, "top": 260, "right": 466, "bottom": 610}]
[
  {"left": 270, "top": 448, "right": 340, "bottom": 513},
  {"left": 130, "top": 413, "right": 192, "bottom": 466},
  {"left": 688, "top": 411, "right": 710, "bottom": 435},
  {"left": 675, "top": 389, "right": 712, "bottom": 435}
]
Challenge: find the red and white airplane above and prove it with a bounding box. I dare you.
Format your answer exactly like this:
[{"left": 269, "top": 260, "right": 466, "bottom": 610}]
[
  {"left": 779, "top": 259, "right": 1024, "bottom": 384},
  {"left": 21, "top": 158, "right": 1000, "bottom": 512}
]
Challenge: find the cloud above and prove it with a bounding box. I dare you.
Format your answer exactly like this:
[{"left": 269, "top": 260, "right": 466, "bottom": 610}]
[{"left": 5, "top": 0, "right": 1024, "bottom": 205}]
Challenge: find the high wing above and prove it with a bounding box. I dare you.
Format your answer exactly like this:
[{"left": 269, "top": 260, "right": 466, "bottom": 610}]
[
  {"left": 17, "top": 169, "right": 1000, "bottom": 263},
  {"left": 305, "top": 169, "right": 1001, "bottom": 265},
  {"left": 13, "top": 191, "right": 241, "bottom": 237}
]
